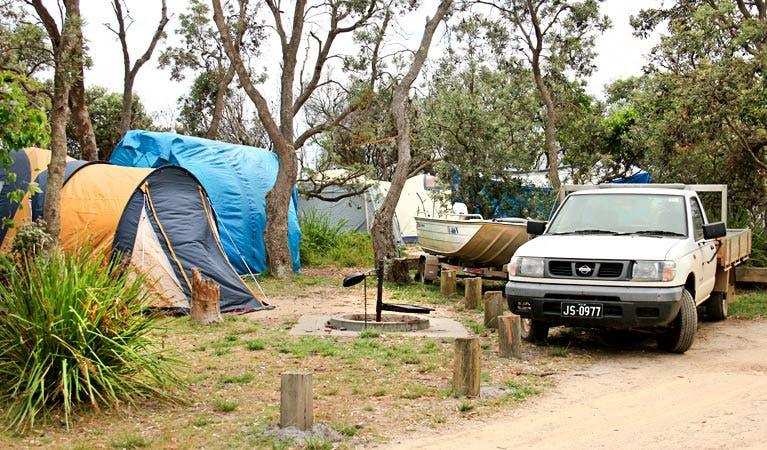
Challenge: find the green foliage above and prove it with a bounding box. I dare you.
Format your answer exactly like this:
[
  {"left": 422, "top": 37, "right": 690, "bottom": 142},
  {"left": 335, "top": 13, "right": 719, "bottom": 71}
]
[
  {"left": 72, "top": 86, "right": 155, "bottom": 159},
  {"left": 359, "top": 329, "right": 381, "bottom": 339},
  {"left": 110, "top": 433, "right": 149, "bottom": 449},
  {"left": 729, "top": 291, "right": 767, "bottom": 319},
  {"left": 10, "top": 220, "right": 52, "bottom": 260},
  {"left": 504, "top": 380, "right": 542, "bottom": 401},
  {"left": 607, "top": 1, "right": 767, "bottom": 259},
  {"left": 0, "top": 251, "right": 181, "bottom": 431},
  {"left": 458, "top": 401, "right": 474, "bottom": 413},
  {"left": 244, "top": 339, "right": 266, "bottom": 351},
  {"left": 304, "top": 436, "right": 333, "bottom": 450},
  {"left": 0, "top": 71, "right": 49, "bottom": 157},
  {"left": 212, "top": 399, "right": 238, "bottom": 412},
  {"left": 299, "top": 210, "right": 373, "bottom": 267},
  {"left": 419, "top": 62, "right": 542, "bottom": 218}
]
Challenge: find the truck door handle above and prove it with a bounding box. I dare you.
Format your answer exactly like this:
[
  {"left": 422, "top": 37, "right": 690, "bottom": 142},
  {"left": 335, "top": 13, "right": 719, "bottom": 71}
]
[{"left": 710, "top": 245, "right": 716, "bottom": 251}]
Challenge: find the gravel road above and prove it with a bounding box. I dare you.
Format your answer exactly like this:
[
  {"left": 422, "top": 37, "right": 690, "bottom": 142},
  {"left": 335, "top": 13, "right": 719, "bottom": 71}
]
[{"left": 386, "top": 319, "right": 767, "bottom": 449}]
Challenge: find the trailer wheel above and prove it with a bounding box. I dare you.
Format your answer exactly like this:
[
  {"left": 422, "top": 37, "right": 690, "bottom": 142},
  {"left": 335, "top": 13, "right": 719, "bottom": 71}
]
[
  {"left": 658, "top": 289, "right": 697, "bottom": 353},
  {"left": 705, "top": 292, "right": 728, "bottom": 321},
  {"left": 522, "top": 319, "right": 549, "bottom": 343}
]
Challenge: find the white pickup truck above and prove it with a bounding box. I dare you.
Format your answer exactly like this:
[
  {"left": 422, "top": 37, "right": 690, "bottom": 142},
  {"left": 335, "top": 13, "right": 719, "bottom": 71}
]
[{"left": 506, "top": 184, "right": 751, "bottom": 353}]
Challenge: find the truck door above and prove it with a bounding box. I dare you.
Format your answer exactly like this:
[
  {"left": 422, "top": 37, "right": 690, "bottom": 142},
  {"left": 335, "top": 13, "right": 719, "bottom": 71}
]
[{"left": 691, "top": 197, "right": 716, "bottom": 302}]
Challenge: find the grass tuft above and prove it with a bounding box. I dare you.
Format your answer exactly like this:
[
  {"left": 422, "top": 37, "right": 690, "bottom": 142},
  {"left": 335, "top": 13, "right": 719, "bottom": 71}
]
[
  {"left": 244, "top": 339, "right": 266, "bottom": 351},
  {"left": 299, "top": 210, "right": 373, "bottom": 267},
  {"left": 730, "top": 291, "right": 767, "bottom": 319},
  {"left": 219, "top": 372, "right": 255, "bottom": 385},
  {"left": 0, "top": 250, "right": 181, "bottom": 432},
  {"left": 359, "top": 329, "right": 382, "bottom": 339},
  {"left": 458, "top": 401, "right": 474, "bottom": 413},
  {"left": 110, "top": 433, "right": 149, "bottom": 449},
  {"left": 213, "top": 399, "right": 238, "bottom": 413}
]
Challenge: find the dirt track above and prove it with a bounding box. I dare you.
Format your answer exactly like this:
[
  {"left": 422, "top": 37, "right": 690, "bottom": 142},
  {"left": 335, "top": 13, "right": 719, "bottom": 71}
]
[{"left": 386, "top": 319, "right": 767, "bottom": 449}]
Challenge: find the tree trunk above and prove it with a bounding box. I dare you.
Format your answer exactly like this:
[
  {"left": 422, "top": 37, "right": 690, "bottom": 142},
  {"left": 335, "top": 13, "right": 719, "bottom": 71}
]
[
  {"left": 532, "top": 61, "right": 561, "bottom": 191},
  {"left": 43, "top": 2, "right": 79, "bottom": 240},
  {"left": 119, "top": 77, "right": 134, "bottom": 137},
  {"left": 264, "top": 143, "right": 297, "bottom": 278},
  {"left": 69, "top": 76, "right": 99, "bottom": 160},
  {"left": 206, "top": 65, "right": 236, "bottom": 139},
  {"left": 371, "top": 0, "right": 452, "bottom": 263}
]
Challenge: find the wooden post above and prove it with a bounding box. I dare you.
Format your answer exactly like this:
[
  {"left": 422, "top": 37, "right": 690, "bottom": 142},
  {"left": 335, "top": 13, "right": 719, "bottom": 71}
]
[
  {"left": 452, "top": 337, "right": 480, "bottom": 397},
  {"left": 190, "top": 268, "right": 223, "bottom": 324},
  {"left": 440, "top": 269, "right": 457, "bottom": 297},
  {"left": 280, "top": 370, "right": 313, "bottom": 430},
  {"left": 464, "top": 277, "right": 482, "bottom": 309},
  {"left": 483, "top": 291, "right": 505, "bottom": 328},
  {"left": 498, "top": 314, "right": 522, "bottom": 359}
]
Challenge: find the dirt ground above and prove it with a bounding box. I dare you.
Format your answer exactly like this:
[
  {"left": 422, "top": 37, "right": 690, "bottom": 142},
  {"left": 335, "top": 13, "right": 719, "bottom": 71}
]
[{"left": 385, "top": 318, "right": 767, "bottom": 449}]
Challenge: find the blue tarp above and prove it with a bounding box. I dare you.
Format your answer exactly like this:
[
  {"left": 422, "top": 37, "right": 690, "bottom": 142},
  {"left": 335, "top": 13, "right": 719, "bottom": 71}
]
[
  {"left": 610, "top": 171, "right": 652, "bottom": 184},
  {"left": 110, "top": 130, "right": 301, "bottom": 274}
]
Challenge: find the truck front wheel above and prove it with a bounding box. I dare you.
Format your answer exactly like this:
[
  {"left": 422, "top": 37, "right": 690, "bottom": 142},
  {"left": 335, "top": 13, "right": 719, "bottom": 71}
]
[
  {"left": 658, "top": 289, "right": 697, "bottom": 353},
  {"left": 522, "top": 319, "right": 549, "bottom": 343}
]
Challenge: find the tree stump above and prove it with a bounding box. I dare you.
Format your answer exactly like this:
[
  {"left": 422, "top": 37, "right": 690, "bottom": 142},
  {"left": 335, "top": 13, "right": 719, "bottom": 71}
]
[
  {"left": 190, "top": 268, "right": 223, "bottom": 324},
  {"left": 498, "top": 314, "right": 522, "bottom": 359},
  {"left": 280, "top": 370, "right": 313, "bottom": 430},
  {"left": 483, "top": 291, "right": 505, "bottom": 328},
  {"left": 440, "top": 269, "right": 457, "bottom": 297},
  {"left": 452, "top": 336, "right": 480, "bottom": 397},
  {"left": 385, "top": 257, "right": 411, "bottom": 284},
  {"left": 464, "top": 277, "right": 482, "bottom": 309}
]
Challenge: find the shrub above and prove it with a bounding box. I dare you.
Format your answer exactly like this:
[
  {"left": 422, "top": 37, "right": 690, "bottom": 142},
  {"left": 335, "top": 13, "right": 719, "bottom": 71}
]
[
  {"left": 0, "top": 251, "right": 181, "bottom": 431},
  {"left": 299, "top": 210, "right": 373, "bottom": 267}
]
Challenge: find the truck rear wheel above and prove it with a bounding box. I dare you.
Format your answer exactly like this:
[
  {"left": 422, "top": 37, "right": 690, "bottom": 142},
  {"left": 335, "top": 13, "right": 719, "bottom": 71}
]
[
  {"left": 522, "top": 319, "right": 549, "bottom": 343},
  {"left": 705, "top": 292, "right": 728, "bottom": 322},
  {"left": 658, "top": 289, "right": 697, "bottom": 353}
]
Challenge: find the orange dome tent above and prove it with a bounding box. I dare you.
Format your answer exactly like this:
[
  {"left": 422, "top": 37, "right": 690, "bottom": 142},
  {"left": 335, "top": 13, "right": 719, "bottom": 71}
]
[{"left": 0, "top": 148, "right": 269, "bottom": 313}]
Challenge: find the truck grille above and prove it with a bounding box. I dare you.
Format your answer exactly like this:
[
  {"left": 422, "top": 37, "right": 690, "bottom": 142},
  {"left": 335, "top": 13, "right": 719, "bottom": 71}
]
[{"left": 546, "top": 260, "right": 628, "bottom": 280}]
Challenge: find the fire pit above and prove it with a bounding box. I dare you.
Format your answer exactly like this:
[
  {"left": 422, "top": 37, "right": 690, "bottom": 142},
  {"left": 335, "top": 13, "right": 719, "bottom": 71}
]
[
  {"left": 328, "top": 313, "right": 429, "bottom": 332},
  {"left": 340, "top": 260, "right": 434, "bottom": 331}
]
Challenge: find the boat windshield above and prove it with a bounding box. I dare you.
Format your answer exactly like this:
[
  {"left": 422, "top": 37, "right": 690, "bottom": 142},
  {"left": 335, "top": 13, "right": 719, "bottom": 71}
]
[{"left": 547, "top": 194, "right": 688, "bottom": 237}]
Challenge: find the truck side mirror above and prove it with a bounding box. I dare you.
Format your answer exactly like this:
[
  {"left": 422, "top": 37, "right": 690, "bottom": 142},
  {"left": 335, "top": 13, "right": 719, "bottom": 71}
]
[
  {"left": 527, "top": 220, "right": 547, "bottom": 236},
  {"left": 703, "top": 222, "right": 726, "bottom": 240}
]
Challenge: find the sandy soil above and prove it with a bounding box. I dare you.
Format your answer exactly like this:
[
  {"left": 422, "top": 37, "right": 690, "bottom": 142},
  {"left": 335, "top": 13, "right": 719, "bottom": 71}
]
[{"left": 385, "top": 319, "right": 767, "bottom": 449}]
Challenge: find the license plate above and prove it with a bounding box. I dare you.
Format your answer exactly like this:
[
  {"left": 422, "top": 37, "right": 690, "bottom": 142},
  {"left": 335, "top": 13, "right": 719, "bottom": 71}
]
[{"left": 561, "top": 302, "right": 603, "bottom": 318}]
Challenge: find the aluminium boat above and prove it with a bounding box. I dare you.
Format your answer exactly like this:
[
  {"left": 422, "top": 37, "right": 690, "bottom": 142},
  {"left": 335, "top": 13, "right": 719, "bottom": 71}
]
[{"left": 415, "top": 214, "right": 529, "bottom": 266}]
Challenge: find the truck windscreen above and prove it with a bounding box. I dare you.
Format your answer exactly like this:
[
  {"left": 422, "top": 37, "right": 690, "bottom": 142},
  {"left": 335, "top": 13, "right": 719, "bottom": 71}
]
[{"left": 547, "top": 194, "right": 688, "bottom": 237}]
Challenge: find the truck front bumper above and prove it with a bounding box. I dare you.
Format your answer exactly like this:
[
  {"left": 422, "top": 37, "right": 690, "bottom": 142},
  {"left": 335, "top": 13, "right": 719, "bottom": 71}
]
[{"left": 505, "top": 281, "right": 684, "bottom": 328}]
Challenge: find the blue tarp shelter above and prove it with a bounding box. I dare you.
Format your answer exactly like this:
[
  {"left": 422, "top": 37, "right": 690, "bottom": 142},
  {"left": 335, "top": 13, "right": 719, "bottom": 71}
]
[{"left": 110, "top": 130, "right": 301, "bottom": 274}]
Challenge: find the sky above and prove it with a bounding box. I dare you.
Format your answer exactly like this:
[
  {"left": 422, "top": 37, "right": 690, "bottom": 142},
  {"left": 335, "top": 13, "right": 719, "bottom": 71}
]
[{"left": 77, "top": 0, "right": 662, "bottom": 124}]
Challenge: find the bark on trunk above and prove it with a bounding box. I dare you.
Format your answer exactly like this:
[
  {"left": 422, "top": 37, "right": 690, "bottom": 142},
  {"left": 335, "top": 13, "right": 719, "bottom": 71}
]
[
  {"left": 206, "top": 65, "right": 236, "bottom": 139},
  {"left": 532, "top": 63, "right": 561, "bottom": 191},
  {"left": 69, "top": 76, "right": 99, "bottom": 160},
  {"left": 119, "top": 78, "right": 133, "bottom": 137},
  {"left": 264, "top": 143, "right": 298, "bottom": 278},
  {"left": 43, "top": 2, "right": 79, "bottom": 240},
  {"left": 370, "top": 0, "right": 452, "bottom": 262}
]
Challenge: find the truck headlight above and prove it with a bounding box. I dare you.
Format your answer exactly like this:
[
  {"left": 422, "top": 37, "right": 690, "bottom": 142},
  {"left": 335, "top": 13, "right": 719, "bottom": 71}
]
[
  {"left": 632, "top": 261, "right": 676, "bottom": 281},
  {"left": 509, "top": 256, "right": 544, "bottom": 278}
]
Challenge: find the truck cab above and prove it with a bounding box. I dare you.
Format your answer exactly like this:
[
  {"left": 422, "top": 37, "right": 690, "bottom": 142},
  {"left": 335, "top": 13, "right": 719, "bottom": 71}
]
[{"left": 506, "top": 185, "right": 750, "bottom": 353}]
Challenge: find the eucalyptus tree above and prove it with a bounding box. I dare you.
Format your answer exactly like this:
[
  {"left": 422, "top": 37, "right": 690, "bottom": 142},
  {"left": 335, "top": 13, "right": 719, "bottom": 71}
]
[
  {"left": 160, "top": 0, "right": 261, "bottom": 139},
  {"left": 477, "top": 0, "right": 609, "bottom": 190},
  {"left": 25, "top": 0, "right": 82, "bottom": 239},
  {"left": 106, "top": 0, "right": 170, "bottom": 137},
  {"left": 22, "top": 0, "right": 98, "bottom": 161},
  {"left": 369, "top": 0, "right": 454, "bottom": 261},
  {"left": 211, "top": 0, "right": 383, "bottom": 277},
  {"left": 629, "top": 0, "right": 767, "bottom": 225}
]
